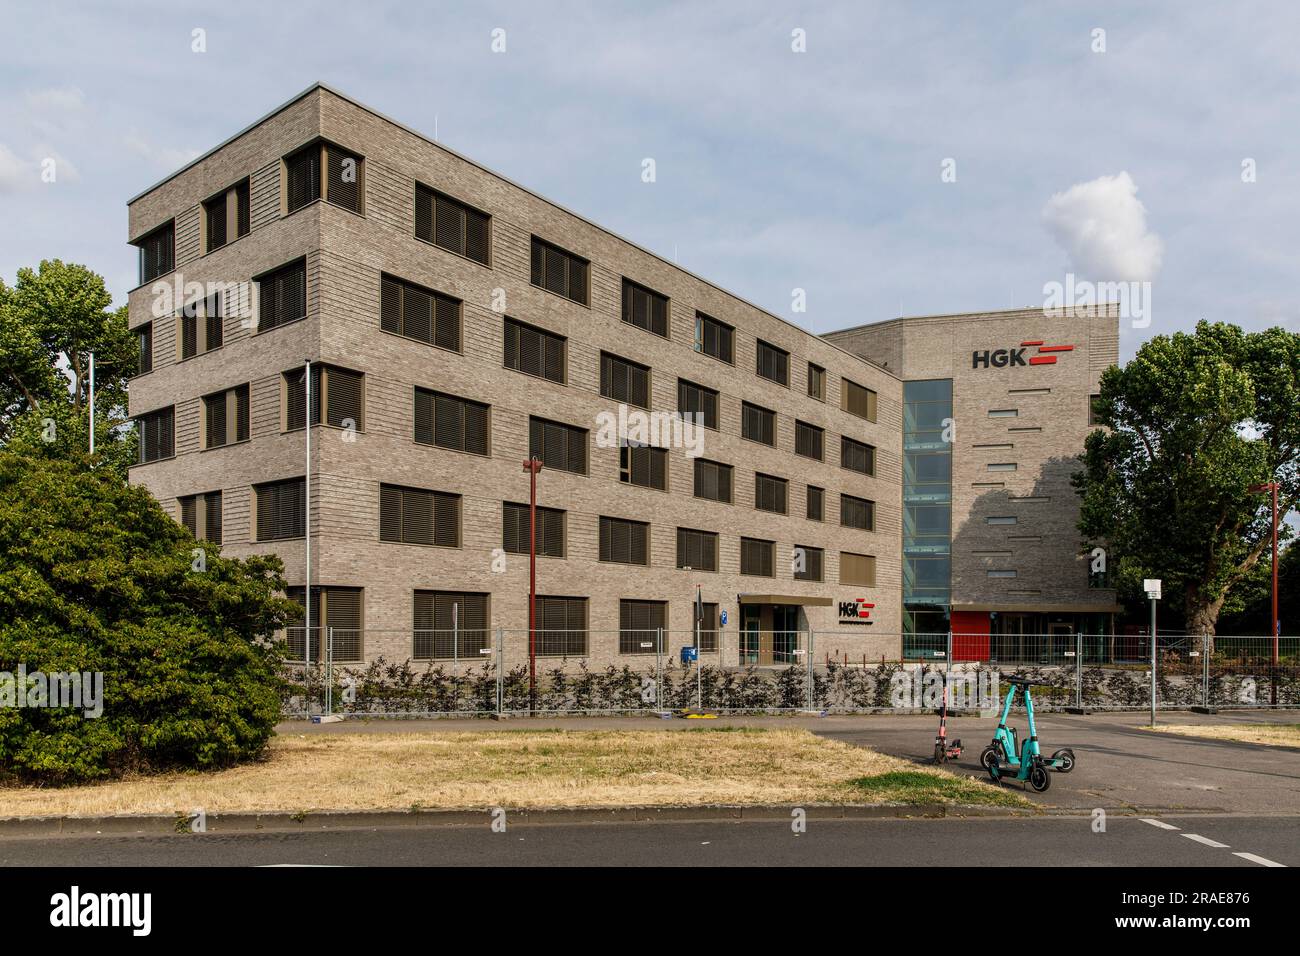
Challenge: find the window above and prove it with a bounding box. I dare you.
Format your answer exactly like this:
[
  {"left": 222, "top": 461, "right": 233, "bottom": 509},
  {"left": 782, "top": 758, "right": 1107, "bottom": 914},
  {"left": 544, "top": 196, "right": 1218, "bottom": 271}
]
[
  {"left": 285, "top": 141, "right": 363, "bottom": 214},
  {"left": 284, "top": 365, "right": 364, "bottom": 431},
  {"left": 841, "top": 436, "right": 876, "bottom": 476},
  {"left": 380, "top": 484, "right": 460, "bottom": 547},
  {"left": 677, "top": 379, "right": 719, "bottom": 430},
  {"left": 530, "top": 236, "right": 588, "bottom": 305},
  {"left": 622, "top": 278, "right": 669, "bottom": 337},
  {"left": 840, "top": 552, "right": 876, "bottom": 587},
  {"left": 694, "top": 312, "right": 734, "bottom": 363},
  {"left": 136, "top": 323, "right": 153, "bottom": 375},
  {"left": 203, "top": 383, "right": 250, "bottom": 448},
  {"left": 987, "top": 516, "right": 1017, "bottom": 526},
  {"left": 529, "top": 416, "right": 587, "bottom": 475},
  {"left": 740, "top": 537, "right": 774, "bottom": 577},
  {"left": 600, "top": 516, "right": 649, "bottom": 566},
  {"left": 136, "top": 407, "right": 174, "bottom": 464},
  {"left": 620, "top": 441, "right": 668, "bottom": 490},
  {"left": 693, "top": 459, "right": 733, "bottom": 503},
  {"left": 841, "top": 378, "right": 877, "bottom": 422},
  {"left": 135, "top": 221, "right": 174, "bottom": 285},
  {"left": 988, "top": 569, "right": 1018, "bottom": 579},
  {"left": 807, "top": 363, "right": 825, "bottom": 401},
  {"left": 600, "top": 352, "right": 650, "bottom": 409},
  {"left": 756, "top": 340, "right": 789, "bottom": 386},
  {"left": 255, "top": 477, "right": 305, "bottom": 541},
  {"left": 741, "top": 401, "right": 775, "bottom": 446},
  {"left": 503, "top": 502, "right": 565, "bottom": 557},
  {"left": 795, "top": 421, "right": 824, "bottom": 461},
  {"left": 987, "top": 462, "right": 1018, "bottom": 472},
  {"left": 806, "top": 485, "right": 824, "bottom": 521},
  {"left": 536, "top": 596, "right": 587, "bottom": 656},
  {"left": 413, "top": 591, "right": 488, "bottom": 660},
  {"left": 504, "top": 317, "right": 565, "bottom": 383},
  {"left": 380, "top": 274, "right": 461, "bottom": 351},
  {"left": 415, "top": 388, "right": 489, "bottom": 455},
  {"left": 619, "top": 600, "right": 666, "bottom": 654},
  {"left": 286, "top": 586, "right": 363, "bottom": 662},
  {"left": 257, "top": 259, "right": 306, "bottom": 332},
  {"left": 841, "top": 494, "right": 875, "bottom": 531},
  {"left": 415, "top": 185, "right": 490, "bottom": 265},
  {"left": 178, "top": 292, "right": 224, "bottom": 360},
  {"left": 794, "top": 545, "right": 823, "bottom": 582},
  {"left": 676, "top": 528, "right": 719, "bottom": 572},
  {"left": 754, "top": 473, "right": 788, "bottom": 514},
  {"left": 179, "top": 491, "right": 222, "bottom": 545},
  {"left": 204, "top": 179, "right": 250, "bottom": 253},
  {"left": 988, "top": 408, "right": 1018, "bottom": 418},
  {"left": 1088, "top": 394, "right": 1104, "bottom": 426}
]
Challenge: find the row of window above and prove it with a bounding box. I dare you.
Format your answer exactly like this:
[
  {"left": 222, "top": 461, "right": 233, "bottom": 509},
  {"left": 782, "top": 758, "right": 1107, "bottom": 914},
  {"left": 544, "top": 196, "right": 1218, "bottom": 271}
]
[
  {"left": 186, "top": 474, "right": 878, "bottom": 575},
  {"left": 132, "top": 141, "right": 879, "bottom": 426},
  {"left": 283, "top": 590, "right": 725, "bottom": 662}
]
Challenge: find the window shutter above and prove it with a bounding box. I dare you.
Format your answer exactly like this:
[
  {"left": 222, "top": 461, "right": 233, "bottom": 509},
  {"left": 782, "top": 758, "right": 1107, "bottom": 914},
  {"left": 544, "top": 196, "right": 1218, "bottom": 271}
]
[
  {"left": 286, "top": 145, "right": 320, "bottom": 213},
  {"left": 235, "top": 384, "right": 249, "bottom": 442},
  {"left": 414, "top": 388, "right": 434, "bottom": 445},
  {"left": 259, "top": 260, "right": 306, "bottom": 331},
  {"left": 235, "top": 179, "right": 250, "bottom": 237},
  {"left": 205, "top": 195, "right": 227, "bottom": 251},
  {"left": 807, "top": 485, "right": 824, "bottom": 521},
  {"left": 840, "top": 553, "right": 876, "bottom": 587},
  {"left": 325, "top": 367, "right": 363, "bottom": 429},
  {"left": 434, "top": 294, "right": 460, "bottom": 351},
  {"left": 380, "top": 277, "right": 401, "bottom": 334},
  {"left": 204, "top": 389, "right": 226, "bottom": 448},
  {"left": 205, "top": 300, "right": 223, "bottom": 351},
  {"left": 325, "top": 145, "right": 361, "bottom": 213},
  {"left": 205, "top": 491, "right": 223, "bottom": 545},
  {"left": 402, "top": 486, "right": 434, "bottom": 545},
  {"left": 433, "top": 491, "right": 459, "bottom": 548},
  {"left": 415, "top": 185, "right": 434, "bottom": 242},
  {"left": 756, "top": 340, "right": 789, "bottom": 385},
  {"left": 180, "top": 312, "right": 198, "bottom": 360},
  {"left": 841, "top": 436, "right": 875, "bottom": 475},
  {"left": 434, "top": 193, "right": 463, "bottom": 253},
  {"left": 463, "top": 205, "right": 490, "bottom": 265},
  {"left": 180, "top": 496, "right": 197, "bottom": 536},
  {"left": 842, "top": 379, "right": 878, "bottom": 422},
  {"left": 402, "top": 283, "right": 433, "bottom": 343},
  {"left": 380, "top": 484, "right": 402, "bottom": 542},
  {"left": 841, "top": 495, "right": 875, "bottom": 531},
  {"left": 323, "top": 588, "right": 363, "bottom": 661},
  {"left": 796, "top": 421, "right": 824, "bottom": 460},
  {"left": 284, "top": 368, "right": 306, "bottom": 431},
  {"left": 137, "top": 324, "right": 153, "bottom": 375}
]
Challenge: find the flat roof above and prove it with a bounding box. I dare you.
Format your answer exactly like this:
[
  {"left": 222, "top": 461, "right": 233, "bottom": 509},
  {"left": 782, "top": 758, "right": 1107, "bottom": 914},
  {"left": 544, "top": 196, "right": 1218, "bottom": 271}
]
[{"left": 127, "top": 82, "right": 903, "bottom": 381}]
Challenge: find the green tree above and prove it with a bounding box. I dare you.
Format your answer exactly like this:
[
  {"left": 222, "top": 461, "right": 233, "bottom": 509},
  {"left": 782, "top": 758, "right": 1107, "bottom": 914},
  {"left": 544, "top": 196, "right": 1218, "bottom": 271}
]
[
  {"left": 1075, "top": 321, "right": 1300, "bottom": 637},
  {"left": 0, "top": 449, "right": 296, "bottom": 783},
  {"left": 0, "top": 261, "right": 135, "bottom": 472}
]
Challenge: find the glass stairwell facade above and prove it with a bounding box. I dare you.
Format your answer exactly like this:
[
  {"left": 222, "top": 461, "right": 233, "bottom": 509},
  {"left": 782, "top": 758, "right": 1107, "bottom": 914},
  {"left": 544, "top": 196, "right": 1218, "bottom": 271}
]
[{"left": 902, "top": 379, "right": 952, "bottom": 658}]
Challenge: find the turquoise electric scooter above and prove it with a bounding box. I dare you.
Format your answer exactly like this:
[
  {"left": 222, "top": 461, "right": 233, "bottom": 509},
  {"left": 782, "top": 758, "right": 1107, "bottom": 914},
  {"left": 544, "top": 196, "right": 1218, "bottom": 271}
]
[{"left": 979, "top": 675, "right": 1075, "bottom": 792}]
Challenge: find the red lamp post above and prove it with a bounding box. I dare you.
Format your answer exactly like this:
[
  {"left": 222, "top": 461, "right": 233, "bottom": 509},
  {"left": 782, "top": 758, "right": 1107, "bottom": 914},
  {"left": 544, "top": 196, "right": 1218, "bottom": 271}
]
[
  {"left": 1248, "top": 481, "right": 1279, "bottom": 705},
  {"left": 522, "top": 457, "right": 543, "bottom": 710}
]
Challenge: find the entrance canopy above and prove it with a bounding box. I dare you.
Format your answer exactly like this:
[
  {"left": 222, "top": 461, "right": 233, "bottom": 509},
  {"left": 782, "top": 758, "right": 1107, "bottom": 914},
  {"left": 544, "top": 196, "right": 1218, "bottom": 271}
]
[{"left": 737, "top": 594, "right": 833, "bottom": 607}]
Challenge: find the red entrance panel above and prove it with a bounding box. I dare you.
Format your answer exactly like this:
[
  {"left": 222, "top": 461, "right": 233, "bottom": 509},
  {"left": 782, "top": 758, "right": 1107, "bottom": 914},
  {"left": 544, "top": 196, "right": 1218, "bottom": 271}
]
[{"left": 950, "top": 611, "right": 990, "bottom": 661}]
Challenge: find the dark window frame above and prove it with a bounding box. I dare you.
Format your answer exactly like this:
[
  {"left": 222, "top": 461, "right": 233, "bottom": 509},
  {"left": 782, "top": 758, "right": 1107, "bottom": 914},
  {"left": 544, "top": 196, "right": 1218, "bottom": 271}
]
[
  {"left": 414, "top": 183, "right": 492, "bottom": 266},
  {"left": 530, "top": 235, "right": 589, "bottom": 306}
]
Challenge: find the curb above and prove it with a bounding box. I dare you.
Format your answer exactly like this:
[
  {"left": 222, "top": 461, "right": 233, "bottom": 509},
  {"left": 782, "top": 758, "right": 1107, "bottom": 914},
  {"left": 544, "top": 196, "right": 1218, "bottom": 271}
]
[{"left": 2, "top": 802, "right": 1046, "bottom": 837}]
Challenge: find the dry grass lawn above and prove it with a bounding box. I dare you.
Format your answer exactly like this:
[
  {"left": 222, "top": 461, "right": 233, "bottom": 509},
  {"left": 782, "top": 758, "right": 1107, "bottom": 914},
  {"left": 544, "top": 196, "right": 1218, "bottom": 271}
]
[
  {"left": 1154, "top": 722, "right": 1300, "bottom": 748},
  {"left": 0, "top": 728, "right": 1027, "bottom": 818}
]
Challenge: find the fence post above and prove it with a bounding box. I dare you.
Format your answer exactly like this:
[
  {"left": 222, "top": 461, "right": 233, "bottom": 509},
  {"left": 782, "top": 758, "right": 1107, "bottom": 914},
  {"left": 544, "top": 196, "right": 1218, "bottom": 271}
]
[
  {"left": 495, "top": 627, "right": 504, "bottom": 717},
  {"left": 656, "top": 627, "right": 664, "bottom": 712},
  {"left": 806, "top": 628, "right": 815, "bottom": 711},
  {"left": 326, "top": 626, "right": 334, "bottom": 716},
  {"left": 1075, "top": 630, "right": 1083, "bottom": 710},
  {"left": 1202, "top": 632, "right": 1210, "bottom": 707}
]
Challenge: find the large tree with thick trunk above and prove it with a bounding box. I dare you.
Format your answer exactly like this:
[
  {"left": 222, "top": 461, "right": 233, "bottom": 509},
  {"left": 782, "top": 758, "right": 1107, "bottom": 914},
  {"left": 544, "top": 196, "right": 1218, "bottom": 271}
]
[{"left": 1074, "top": 321, "right": 1299, "bottom": 638}]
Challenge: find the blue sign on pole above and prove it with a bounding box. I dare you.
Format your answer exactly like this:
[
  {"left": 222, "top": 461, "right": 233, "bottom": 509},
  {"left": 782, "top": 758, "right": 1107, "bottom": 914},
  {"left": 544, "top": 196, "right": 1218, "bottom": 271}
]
[
  {"left": 720, "top": 609, "right": 728, "bottom": 626},
  {"left": 680, "top": 646, "right": 698, "bottom": 664}
]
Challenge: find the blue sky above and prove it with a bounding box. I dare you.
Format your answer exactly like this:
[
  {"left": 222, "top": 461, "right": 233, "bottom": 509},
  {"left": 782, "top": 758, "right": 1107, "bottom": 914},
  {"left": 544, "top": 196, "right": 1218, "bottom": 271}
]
[{"left": 3, "top": 1, "right": 1299, "bottom": 357}]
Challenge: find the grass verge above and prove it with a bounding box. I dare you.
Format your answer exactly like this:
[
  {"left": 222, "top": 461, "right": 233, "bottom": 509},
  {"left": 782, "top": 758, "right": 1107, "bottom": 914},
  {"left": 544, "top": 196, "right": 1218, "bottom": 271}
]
[
  {"left": 0, "top": 728, "right": 1028, "bottom": 817},
  {"left": 1153, "top": 722, "right": 1300, "bottom": 748}
]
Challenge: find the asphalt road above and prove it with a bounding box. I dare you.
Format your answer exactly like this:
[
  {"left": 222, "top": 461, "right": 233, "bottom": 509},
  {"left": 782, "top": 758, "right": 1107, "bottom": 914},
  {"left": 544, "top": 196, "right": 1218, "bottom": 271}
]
[{"left": 0, "top": 814, "right": 1293, "bottom": 867}]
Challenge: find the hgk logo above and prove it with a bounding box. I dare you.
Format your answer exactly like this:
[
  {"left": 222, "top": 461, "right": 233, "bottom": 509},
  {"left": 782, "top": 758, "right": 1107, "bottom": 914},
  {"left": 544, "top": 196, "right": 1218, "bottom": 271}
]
[
  {"left": 838, "top": 598, "right": 874, "bottom": 623},
  {"left": 973, "top": 341, "right": 1074, "bottom": 369}
]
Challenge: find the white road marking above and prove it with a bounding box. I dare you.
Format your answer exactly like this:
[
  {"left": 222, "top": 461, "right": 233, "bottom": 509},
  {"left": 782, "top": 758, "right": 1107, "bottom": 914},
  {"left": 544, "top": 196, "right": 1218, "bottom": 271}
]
[
  {"left": 1233, "top": 852, "right": 1286, "bottom": 867},
  {"left": 1182, "top": 834, "right": 1230, "bottom": 848},
  {"left": 1140, "top": 818, "right": 1180, "bottom": 831}
]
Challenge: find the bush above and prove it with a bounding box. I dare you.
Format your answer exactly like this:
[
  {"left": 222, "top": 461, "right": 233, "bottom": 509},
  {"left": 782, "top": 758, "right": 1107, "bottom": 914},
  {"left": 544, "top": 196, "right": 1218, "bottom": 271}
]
[{"left": 0, "top": 452, "right": 296, "bottom": 783}]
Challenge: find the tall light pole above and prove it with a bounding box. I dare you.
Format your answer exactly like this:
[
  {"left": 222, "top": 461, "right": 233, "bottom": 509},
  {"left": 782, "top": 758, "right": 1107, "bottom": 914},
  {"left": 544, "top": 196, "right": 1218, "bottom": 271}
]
[
  {"left": 521, "top": 456, "right": 543, "bottom": 711},
  {"left": 1248, "top": 481, "right": 1280, "bottom": 706}
]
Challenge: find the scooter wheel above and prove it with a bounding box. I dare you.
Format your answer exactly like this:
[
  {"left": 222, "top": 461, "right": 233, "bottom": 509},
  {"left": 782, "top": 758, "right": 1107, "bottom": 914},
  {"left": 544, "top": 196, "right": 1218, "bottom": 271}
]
[
  {"left": 1052, "top": 748, "right": 1075, "bottom": 773},
  {"left": 934, "top": 743, "right": 946, "bottom": 764},
  {"left": 1028, "top": 763, "right": 1051, "bottom": 793},
  {"left": 979, "top": 745, "right": 999, "bottom": 772}
]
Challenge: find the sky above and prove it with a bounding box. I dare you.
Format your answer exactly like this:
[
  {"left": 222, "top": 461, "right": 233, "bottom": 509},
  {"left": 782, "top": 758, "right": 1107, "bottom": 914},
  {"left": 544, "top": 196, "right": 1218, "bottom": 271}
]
[{"left": 2, "top": 0, "right": 1299, "bottom": 359}]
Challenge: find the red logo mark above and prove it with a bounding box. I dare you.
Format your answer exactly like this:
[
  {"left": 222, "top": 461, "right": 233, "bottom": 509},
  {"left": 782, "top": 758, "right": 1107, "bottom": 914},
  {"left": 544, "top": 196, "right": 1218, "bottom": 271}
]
[{"left": 1020, "top": 341, "right": 1075, "bottom": 365}]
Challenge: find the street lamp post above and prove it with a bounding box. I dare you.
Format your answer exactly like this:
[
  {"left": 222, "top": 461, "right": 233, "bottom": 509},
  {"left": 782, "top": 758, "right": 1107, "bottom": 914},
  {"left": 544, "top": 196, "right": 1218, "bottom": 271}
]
[
  {"left": 1248, "top": 481, "right": 1280, "bottom": 706},
  {"left": 522, "top": 457, "right": 543, "bottom": 711}
]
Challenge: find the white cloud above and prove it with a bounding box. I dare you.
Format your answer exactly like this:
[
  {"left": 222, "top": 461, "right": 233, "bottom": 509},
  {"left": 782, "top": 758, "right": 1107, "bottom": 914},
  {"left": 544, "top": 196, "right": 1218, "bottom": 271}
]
[
  {"left": 24, "top": 86, "right": 86, "bottom": 112},
  {"left": 0, "top": 143, "right": 33, "bottom": 193},
  {"left": 1042, "top": 172, "right": 1164, "bottom": 282}
]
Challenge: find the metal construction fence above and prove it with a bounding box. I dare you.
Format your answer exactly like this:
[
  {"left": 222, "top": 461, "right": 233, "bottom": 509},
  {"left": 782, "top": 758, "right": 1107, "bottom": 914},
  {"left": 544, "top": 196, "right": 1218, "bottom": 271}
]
[{"left": 278, "top": 628, "right": 1300, "bottom": 718}]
